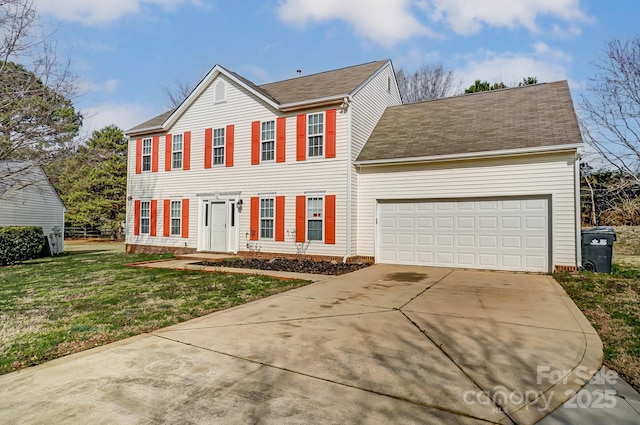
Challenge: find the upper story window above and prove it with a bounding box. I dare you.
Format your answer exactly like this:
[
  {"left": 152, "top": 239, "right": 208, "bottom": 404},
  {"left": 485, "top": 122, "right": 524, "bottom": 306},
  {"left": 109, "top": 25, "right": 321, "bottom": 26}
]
[
  {"left": 213, "top": 128, "right": 225, "bottom": 165},
  {"left": 260, "top": 198, "right": 274, "bottom": 239},
  {"left": 308, "top": 113, "right": 324, "bottom": 158},
  {"left": 307, "top": 196, "right": 323, "bottom": 241},
  {"left": 172, "top": 134, "right": 183, "bottom": 169},
  {"left": 142, "top": 138, "right": 152, "bottom": 171},
  {"left": 140, "top": 201, "right": 150, "bottom": 234},
  {"left": 170, "top": 201, "right": 182, "bottom": 236},
  {"left": 261, "top": 121, "right": 275, "bottom": 162}
]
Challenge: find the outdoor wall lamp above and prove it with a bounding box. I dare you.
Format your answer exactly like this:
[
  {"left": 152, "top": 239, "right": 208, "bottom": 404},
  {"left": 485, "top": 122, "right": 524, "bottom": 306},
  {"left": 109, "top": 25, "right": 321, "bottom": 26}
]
[{"left": 237, "top": 199, "right": 243, "bottom": 212}]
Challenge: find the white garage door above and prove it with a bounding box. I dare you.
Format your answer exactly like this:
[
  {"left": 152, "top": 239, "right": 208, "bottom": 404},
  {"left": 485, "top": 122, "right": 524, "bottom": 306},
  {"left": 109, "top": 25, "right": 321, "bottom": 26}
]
[{"left": 377, "top": 198, "right": 549, "bottom": 272}]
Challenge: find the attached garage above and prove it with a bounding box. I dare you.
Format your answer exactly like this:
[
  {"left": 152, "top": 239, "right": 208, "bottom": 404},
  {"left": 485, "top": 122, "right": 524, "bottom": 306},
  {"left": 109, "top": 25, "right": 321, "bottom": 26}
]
[
  {"left": 377, "top": 198, "right": 550, "bottom": 272},
  {"left": 355, "top": 81, "right": 584, "bottom": 272}
]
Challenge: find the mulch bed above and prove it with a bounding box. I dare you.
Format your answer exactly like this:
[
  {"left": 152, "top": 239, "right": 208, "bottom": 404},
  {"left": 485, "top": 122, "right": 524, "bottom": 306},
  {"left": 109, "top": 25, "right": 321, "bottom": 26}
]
[{"left": 194, "top": 258, "right": 371, "bottom": 275}]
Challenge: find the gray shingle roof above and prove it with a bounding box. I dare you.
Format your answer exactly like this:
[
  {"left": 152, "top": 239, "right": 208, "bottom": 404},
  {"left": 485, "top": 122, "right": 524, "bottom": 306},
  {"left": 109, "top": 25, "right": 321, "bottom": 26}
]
[
  {"left": 259, "top": 60, "right": 389, "bottom": 104},
  {"left": 126, "top": 60, "right": 389, "bottom": 135},
  {"left": 356, "top": 80, "right": 582, "bottom": 163},
  {"left": 126, "top": 109, "right": 175, "bottom": 135}
]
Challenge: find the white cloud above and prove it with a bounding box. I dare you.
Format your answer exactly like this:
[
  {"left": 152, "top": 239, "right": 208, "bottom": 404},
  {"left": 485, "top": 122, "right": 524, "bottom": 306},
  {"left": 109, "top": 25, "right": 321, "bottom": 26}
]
[
  {"left": 80, "top": 103, "right": 154, "bottom": 137},
  {"left": 277, "top": 0, "right": 433, "bottom": 47},
  {"left": 34, "top": 0, "right": 202, "bottom": 25},
  {"left": 425, "top": 0, "right": 589, "bottom": 35},
  {"left": 457, "top": 44, "right": 572, "bottom": 88}
]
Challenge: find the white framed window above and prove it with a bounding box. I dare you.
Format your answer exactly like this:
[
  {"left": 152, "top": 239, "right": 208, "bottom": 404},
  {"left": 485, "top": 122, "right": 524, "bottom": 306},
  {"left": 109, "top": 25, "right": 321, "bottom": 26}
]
[
  {"left": 260, "top": 198, "right": 274, "bottom": 239},
  {"left": 213, "top": 128, "right": 225, "bottom": 165},
  {"left": 307, "top": 196, "right": 323, "bottom": 241},
  {"left": 142, "top": 138, "right": 152, "bottom": 171},
  {"left": 261, "top": 120, "right": 275, "bottom": 162},
  {"left": 170, "top": 201, "right": 181, "bottom": 236},
  {"left": 140, "top": 201, "right": 150, "bottom": 234},
  {"left": 308, "top": 113, "right": 324, "bottom": 158},
  {"left": 172, "top": 134, "right": 183, "bottom": 169}
]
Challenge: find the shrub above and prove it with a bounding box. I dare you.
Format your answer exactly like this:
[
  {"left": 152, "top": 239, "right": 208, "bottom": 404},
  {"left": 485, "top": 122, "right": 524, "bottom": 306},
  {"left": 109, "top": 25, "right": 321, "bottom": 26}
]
[{"left": 0, "top": 226, "right": 46, "bottom": 266}]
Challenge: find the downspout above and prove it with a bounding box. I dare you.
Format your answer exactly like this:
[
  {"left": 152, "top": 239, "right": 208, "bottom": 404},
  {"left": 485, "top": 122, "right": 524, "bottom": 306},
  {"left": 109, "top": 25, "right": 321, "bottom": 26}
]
[
  {"left": 125, "top": 136, "right": 133, "bottom": 250},
  {"left": 575, "top": 151, "right": 582, "bottom": 268},
  {"left": 343, "top": 96, "right": 353, "bottom": 263}
]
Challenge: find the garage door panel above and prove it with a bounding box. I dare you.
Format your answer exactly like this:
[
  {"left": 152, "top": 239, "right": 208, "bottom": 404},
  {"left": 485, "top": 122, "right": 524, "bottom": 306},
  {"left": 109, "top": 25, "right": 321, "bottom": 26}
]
[
  {"left": 457, "top": 216, "right": 475, "bottom": 229},
  {"left": 479, "top": 217, "right": 498, "bottom": 229},
  {"left": 378, "top": 198, "right": 549, "bottom": 272},
  {"left": 417, "top": 234, "right": 433, "bottom": 246},
  {"left": 457, "top": 235, "right": 475, "bottom": 247}
]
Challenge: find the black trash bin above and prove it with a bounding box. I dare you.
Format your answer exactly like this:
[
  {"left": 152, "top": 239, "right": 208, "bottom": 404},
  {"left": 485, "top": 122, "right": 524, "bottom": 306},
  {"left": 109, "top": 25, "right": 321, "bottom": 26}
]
[{"left": 581, "top": 226, "right": 616, "bottom": 273}]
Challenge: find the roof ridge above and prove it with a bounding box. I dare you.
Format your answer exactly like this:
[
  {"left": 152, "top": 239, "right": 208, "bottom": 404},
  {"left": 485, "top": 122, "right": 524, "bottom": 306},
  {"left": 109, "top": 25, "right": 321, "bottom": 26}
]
[
  {"left": 259, "top": 59, "right": 389, "bottom": 87},
  {"left": 394, "top": 80, "right": 568, "bottom": 108}
]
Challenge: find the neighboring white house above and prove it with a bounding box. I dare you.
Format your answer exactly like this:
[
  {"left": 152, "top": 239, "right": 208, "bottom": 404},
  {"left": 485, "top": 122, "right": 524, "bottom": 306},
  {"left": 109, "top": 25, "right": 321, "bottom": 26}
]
[
  {"left": 0, "top": 162, "right": 65, "bottom": 254},
  {"left": 125, "top": 60, "right": 583, "bottom": 272}
]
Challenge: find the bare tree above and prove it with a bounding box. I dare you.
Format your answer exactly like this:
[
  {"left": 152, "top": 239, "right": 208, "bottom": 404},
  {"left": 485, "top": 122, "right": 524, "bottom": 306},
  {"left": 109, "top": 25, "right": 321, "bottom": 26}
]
[
  {"left": 0, "top": 0, "right": 81, "bottom": 197},
  {"left": 581, "top": 36, "right": 640, "bottom": 185},
  {"left": 395, "top": 64, "right": 460, "bottom": 103},
  {"left": 162, "top": 78, "right": 195, "bottom": 109}
]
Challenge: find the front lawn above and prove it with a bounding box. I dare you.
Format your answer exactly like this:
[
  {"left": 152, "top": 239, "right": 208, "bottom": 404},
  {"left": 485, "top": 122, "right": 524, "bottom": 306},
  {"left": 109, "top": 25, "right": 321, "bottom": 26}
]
[
  {"left": 554, "top": 226, "right": 640, "bottom": 392},
  {"left": 0, "top": 247, "right": 310, "bottom": 375}
]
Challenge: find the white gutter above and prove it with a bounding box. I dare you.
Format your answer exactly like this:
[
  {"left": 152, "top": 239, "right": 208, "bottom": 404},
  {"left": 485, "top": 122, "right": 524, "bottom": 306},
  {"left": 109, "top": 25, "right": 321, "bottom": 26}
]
[
  {"left": 278, "top": 94, "right": 347, "bottom": 112},
  {"left": 343, "top": 96, "right": 353, "bottom": 263},
  {"left": 575, "top": 150, "right": 582, "bottom": 268},
  {"left": 355, "top": 143, "right": 584, "bottom": 167}
]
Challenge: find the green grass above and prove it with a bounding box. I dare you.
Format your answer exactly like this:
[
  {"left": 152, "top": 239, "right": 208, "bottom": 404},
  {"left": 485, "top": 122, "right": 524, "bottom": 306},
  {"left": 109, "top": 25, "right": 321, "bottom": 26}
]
[
  {"left": 0, "top": 249, "right": 310, "bottom": 375},
  {"left": 554, "top": 226, "right": 640, "bottom": 392}
]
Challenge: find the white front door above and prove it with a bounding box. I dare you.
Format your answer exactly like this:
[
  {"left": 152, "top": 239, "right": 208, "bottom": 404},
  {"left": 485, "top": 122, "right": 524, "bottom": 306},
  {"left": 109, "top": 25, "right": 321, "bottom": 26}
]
[{"left": 210, "top": 202, "right": 227, "bottom": 252}]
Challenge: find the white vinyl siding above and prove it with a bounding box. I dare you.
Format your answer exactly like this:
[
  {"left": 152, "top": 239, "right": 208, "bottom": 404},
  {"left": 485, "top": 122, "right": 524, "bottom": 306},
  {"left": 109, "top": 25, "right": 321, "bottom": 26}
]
[
  {"left": 349, "top": 62, "right": 402, "bottom": 255},
  {"left": 357, "top": 153, "right": 579, "bottom": 269},
  {"left": 126, "top": 73, "right": 349, "bottom": 256},
  {"left": 0, "top": 164, "right": 66, "bottom": 252}
]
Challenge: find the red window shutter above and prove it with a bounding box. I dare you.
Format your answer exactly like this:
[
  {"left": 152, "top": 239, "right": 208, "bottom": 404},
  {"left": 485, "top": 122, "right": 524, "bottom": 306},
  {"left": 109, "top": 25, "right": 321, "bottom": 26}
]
[
  {"left": 184, "top": 131, "right": 191, "bottom": 170},
  {"left": 251, "top": 121, "right": 260, "bottom": 165},
  {"left": 182, "top": 199, "right": 189, "bottom": 238},
  {"left": 165, "top": 134, "right": 172, "bottom": 171},
  {"left": 226, "top": 125, "right": 234, "bottom": 167},
  {"left": 296, "top": 114, "right": 306, "bottom": 161},
  {"left": 250, "top": 197, "right": 259, "bottom": 240},
  {"left": 326, "top": 109, "right": 336, "bottom": 159},
  {"left": 133, "top": 200, "right": 141, "bottom": 235},
  {"left": 150, "top": 200, "right": 158, "bottom": 236},
  {"left": 152, "top": 136, "right": 159, "bottom": 172},
  {"left": 163, "top": 199, "right": 170, "bottom": 237},
  {"left": 135, "top": 139, "right": 142, "bottom": 174},
  {"left": 204, "top": 128, "right": 212, "bottom": 169},
  {"left": 275, "top": 196, "right": 285, "bottom": 242},
  {"left": 325, "top": 195, "right": 336, "bottom": 244},
  {"left": 296, "top": 196, "right": 306, "bottom": 242},
  {"left": 276, "top": 117, "right": 286, "bottom": 163}
]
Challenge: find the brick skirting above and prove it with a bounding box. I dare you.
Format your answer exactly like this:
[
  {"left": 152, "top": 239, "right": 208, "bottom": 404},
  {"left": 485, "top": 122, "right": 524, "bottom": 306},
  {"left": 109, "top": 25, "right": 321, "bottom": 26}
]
[
  {"left": 554, "top": 265, "right": 579, "bottom": 273},
  {"left": 126, "top": 244, "right": 197, "bottom": 255}
]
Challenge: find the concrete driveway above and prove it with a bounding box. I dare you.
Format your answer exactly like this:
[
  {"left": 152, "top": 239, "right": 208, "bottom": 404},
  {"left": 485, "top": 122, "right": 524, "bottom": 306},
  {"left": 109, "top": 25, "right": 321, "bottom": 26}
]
[{"left": 0, "top": 265, "right": 601, "bottom": 424}]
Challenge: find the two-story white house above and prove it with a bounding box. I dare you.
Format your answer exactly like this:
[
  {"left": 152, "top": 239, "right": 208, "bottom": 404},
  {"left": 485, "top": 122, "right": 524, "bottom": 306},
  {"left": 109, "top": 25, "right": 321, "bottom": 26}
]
[{"left": 125, "top": 59, "right": 583, "bottom": 273}]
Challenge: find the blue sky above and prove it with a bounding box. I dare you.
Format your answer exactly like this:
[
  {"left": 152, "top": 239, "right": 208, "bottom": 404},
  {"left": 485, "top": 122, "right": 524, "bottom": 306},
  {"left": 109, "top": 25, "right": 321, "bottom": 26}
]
[{"left": 30, "top": 0, "right": 640, "bottom": 136}]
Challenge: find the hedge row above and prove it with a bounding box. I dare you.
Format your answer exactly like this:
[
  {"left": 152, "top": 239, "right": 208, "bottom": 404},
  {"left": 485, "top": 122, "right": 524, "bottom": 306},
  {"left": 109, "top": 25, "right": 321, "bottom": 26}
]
[{"left": 0, "top": 226, "right": 46, "bottom": 266}]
